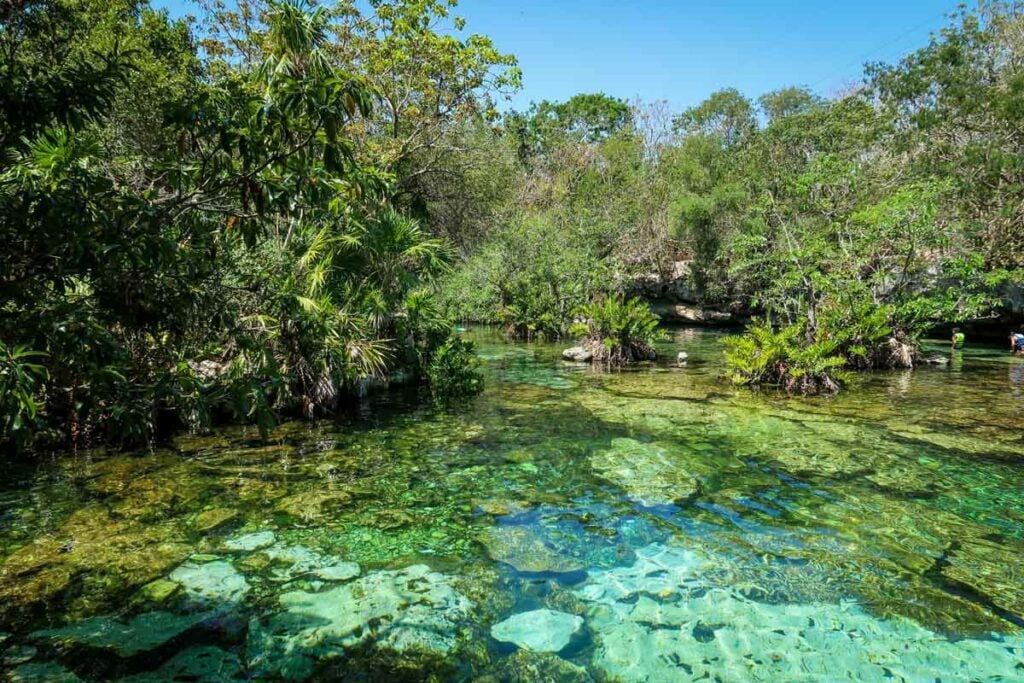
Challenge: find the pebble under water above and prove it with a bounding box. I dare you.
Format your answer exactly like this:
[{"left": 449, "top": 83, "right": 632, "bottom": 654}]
[{"left": 1, "top": 327, "right": 1024, "bottom": 682}]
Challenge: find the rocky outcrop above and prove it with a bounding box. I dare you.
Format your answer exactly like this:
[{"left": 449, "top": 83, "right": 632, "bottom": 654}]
[
  {"left": 635, "top": 260, "right": 748, "bottom": 325},
  {"left": 650, "top": 302, "right": 740, "bottom": 325}
]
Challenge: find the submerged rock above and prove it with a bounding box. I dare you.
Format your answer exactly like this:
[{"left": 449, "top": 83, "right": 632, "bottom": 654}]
[
  {"left": 576, "top": 544, "right": 706, "bottom": 603},
  {"left": 473, "top": 499, "right": 535, "bottom": 517},
  {"left": 274, "top": 490, "right": 353, "bottom": 523},
  {"left": 119, "top": 645, "right": 244, "bottom": 682},
  {"left": 589, "top": 438, "right": 701, "bottom": 506},
  {"left": 136, "top": 579, "right": 180, "bottom": 605},
  {"left": 247, "top": 564, "right": 472, "bottom": 681},
  {"left": 192, "top": 508, "right": 241, "bottom": 534},
  {"left": 3, "top": 644, "right": 37, "bottom": 666},
  {"left": 261, "top": 543, "right": 333, "bottom": 582},
  {"left": 311, "top": 563, "right": 361, "bottom": 582},
  {"left": 942, "top": 538, "right": 1024, "bottom": 618},
  {"left": 578, "top": 543, "right": 1024, "bottom": 683},
  {"left": 479, "top": 526, "right": 586, "bottom": 575},
  {"left": 0, "top": 507, "right": 190, "bottom": 629},
  {"left": 224, "top": 531, "right": 276, "bottom": 552},
  {"left": 482, "top": 650, "right": 592, "bottom": 683},
  {"left": 9, "top": 662, "right": 83, "bottom": 683},
  {"left": 491, "top": 609, "right": 583, "bottom": 653},
  {"left": 34, "top": 610, "right": 215, "bottom": 657},
  {"left": 170, "top": 560, "right": 249, "bottom": 605}
]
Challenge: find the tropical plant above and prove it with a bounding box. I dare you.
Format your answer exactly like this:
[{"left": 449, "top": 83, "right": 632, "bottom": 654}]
[
  {"left": 723, "top": 320, "right": 849, "bottom": 393},
  {"left": 571, "top": 295, "right": 661, "bottom": 365},
  {"left": 0, "top": 343, "right": 49, "bottom": 449},
  {"left": 425, "top": 336, "right": 483, "bottom": 400}
]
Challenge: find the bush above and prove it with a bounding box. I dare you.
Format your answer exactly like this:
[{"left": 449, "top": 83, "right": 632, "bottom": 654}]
[
  {"left": 723, "top": 320, "right": 849, "bottom": 393},
  {"left": 571, "top": 295, "right": 661, "bottom": 364},
  {"left": 440, "top": 214, "right": 613, "bottom": 339},
  {"left": 425, "top": 336, "right": 484, "bottom": 400},
  {"left": 0, "top": 343, "right": 48, "bottom": 450}
]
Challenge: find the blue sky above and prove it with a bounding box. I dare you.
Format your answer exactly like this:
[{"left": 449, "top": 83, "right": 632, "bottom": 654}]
[{"left": 156, "top": 0, "right": 963, "bottom": 111}]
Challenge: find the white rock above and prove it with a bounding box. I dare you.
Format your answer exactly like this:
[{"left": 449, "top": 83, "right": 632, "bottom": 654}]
[
  {"left": 490, "top": 608, "right": 583, "bottom": 653},
  {"left": 170, "top": 560, "right": 250, "bottom": 605},
  {"left": 312, "top": 563, "right": 361, "bottom": 582},
  {"left": 224, "top": 531, "right": 276, "bottom": 552},
  {"left": 562, "top": 346, "right": 593, "bottom": 362}
]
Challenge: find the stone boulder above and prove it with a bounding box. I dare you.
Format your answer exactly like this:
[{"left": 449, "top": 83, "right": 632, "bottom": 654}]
[
  {"left": 34, "top": 610, "right": 217, "bottom": 658},
  {"left": 169, "top": 559, "right": 249, "bottom": 606}
]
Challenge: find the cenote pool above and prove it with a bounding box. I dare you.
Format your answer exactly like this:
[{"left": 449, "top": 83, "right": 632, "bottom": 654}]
[{"left": 1, "top": 328, "right": 1023, "bottom": 681}]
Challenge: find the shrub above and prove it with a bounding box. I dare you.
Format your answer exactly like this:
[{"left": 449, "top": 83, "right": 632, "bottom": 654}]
[
  {"left": 723, "top": 320, "right": 849, "bottom": 393},
  {"left": 440, "top": 214, "right": 613, "bottom": 339},
  {"left": 0, "top": 343, "right": 48, "bottom": 450},
  {"left": 425, "top": 336, "right": 484, "bottom": 400},
  {"left": 571, "top": 295, "right": 661, "bottom": 364}
]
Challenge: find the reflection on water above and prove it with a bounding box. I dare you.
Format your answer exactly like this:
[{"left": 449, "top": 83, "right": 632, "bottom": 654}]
[{"left": 1, "top": 328, "right": 1023, "bottom": 681}]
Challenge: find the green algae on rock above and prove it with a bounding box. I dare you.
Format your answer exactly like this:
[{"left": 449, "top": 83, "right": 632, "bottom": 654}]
[
  {"left": 118, "top": 645, "right": 244, "bottom": 682},
  {"left": 479, "top": 526, "right": 586, "bottom": 575},
  {"left": 135, "top": 579, "right": 181, "bottom": 605},
  {"left": 191, "top": 508, "right": 241, "bottom": 535},
  {"left": 478, "top": 650, "right": 593, "bottom": 683},
  {"left": 223, "top": 531, "right": 276, "bottom": 552},
  {"left": 0, "top": 507, "right": 191, "bottom": 628},
  {"left": 9, "top": 662, "right": 83, "bottom": 683}
]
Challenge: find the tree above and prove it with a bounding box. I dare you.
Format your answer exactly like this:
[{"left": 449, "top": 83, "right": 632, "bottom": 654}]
[
  {"left": 673, "top": 88, "right": 755, "bottom": 146},
  {"left": 506, "top": 92, "right": 632, "bottom": 158},
  {"left": 869, "top": 1, "right": 1024, "bottom": 267},
  {"left": 758, "top": 86, "right": 824, "bottom": 123},
  {"left": 0, "top": 0, "right": 483, "bottom": 452}
]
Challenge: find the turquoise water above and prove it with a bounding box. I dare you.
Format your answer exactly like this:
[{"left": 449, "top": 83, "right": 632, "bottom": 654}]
[{"left": 1, "top": 328, "right": 1023, "bottom": 681}]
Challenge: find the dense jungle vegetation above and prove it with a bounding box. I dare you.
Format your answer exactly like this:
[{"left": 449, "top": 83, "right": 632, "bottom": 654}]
[{"left": 2, "top": 0, "right": 1023, "bottom": 454}]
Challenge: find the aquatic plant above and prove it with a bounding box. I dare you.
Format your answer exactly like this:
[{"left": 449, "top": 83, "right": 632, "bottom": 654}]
[
  {"left": 722, "top": 319, "right": 849, "bottom": 393},
  {"left": 426, "top": 337, "right": 485, "bottom": 400},
  {"left": 570, "top": 295, "right": 661, "bottom": 365}
]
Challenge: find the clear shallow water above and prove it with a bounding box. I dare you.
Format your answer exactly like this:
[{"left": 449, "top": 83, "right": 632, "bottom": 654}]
[{"left": 1, "top": 328, "right": 1023, "bottom": 681}]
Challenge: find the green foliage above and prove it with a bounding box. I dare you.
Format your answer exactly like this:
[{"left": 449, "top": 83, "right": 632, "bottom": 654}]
[
  {"left": 425, "top": 336, "right": 483, "bottom": 400},
  {"left": 672, "top": 88, "right": 755, "bottom": 146},
  {"left": 757, "top": 87, "right": 825, "bottom": 124},
  {"left": 440, "top": 214, "right": 613, "bottom": 339},
  {"left": 507, "top": 92, "right": 632, "bottom": 157},
  {"left": 868, "top": 2, "right": 1024, "bottom": 268},
  {"left": 572, "top": 295, "right": 661, "bottom": 365},
  {"left": 723, "top": 320, "right": 849, "bottom": 394},
  {"left": 0, "top": 343, "right": 48, "bottom": 449},
  {"left": 0, "top": 0, "right": 501, "bottom": 453}
]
